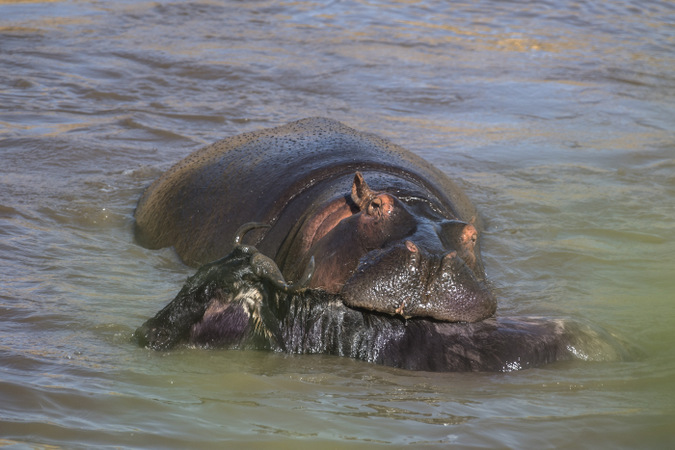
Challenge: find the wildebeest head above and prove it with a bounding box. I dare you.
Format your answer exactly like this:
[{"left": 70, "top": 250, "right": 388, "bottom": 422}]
[{"left": 133, "top": 223, "right": 314, "bottom": 350}]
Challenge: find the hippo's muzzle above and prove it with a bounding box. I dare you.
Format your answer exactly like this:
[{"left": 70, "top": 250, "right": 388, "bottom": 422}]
[{"left": 341, "top": 240, "right": 497, "bottom": 322}]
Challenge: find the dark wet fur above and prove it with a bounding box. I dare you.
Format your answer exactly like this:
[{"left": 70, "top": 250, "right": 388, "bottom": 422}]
[{"left": 134, "top": 248, "right": 632, "bottom": 372}]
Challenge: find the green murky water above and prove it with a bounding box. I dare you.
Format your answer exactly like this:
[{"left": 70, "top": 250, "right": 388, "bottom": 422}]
[{"left": 1, "top": 0, "right": 673, "bottom": 447}]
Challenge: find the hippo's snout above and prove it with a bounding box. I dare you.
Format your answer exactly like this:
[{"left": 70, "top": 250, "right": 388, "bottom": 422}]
[{"left": 341, "top": 240, "right": 496, "bottom": 322}]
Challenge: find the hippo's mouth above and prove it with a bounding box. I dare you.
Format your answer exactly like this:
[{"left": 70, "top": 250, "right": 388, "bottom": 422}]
[{"left": 340, "top": 240, "right": 497, "bottom": 323}]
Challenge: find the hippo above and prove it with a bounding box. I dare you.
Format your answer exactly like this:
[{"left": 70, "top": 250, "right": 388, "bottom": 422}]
[
  {"left": 135, "top": 117, "right": 496, "bottom": 322},
  {"left": 133, "top": 118, "right": 630, "bottom": 371}
]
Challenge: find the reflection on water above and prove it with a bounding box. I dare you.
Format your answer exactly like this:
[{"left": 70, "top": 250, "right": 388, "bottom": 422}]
[{"left": 1, "top": 0, "right": 674, "bottom": 447}]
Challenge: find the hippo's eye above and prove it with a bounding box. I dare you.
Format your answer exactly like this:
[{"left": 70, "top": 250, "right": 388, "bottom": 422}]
[
  {"left": 367, "top": 195, "right": 396, "bottom": 218},
  {"left": 367, "top": 197, "right": 382, "bottom": 215}
]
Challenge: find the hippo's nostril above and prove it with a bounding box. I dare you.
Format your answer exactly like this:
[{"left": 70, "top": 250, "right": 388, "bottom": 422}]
[
  {"left": 405, "top": 241, "right": 418, "bottom": 253},
  {"left": 461, "top": 224, "right": 478, "bottom": 247}
]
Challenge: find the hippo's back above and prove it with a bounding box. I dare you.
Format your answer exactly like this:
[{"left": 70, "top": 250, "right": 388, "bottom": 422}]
[{"left": 134, "top": 118, "right": 476, "bottom": 266}]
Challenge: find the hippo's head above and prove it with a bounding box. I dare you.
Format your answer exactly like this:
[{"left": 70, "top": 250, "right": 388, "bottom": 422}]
[{"left": 300, "top": 173, "right": 496, "bottom": 323}]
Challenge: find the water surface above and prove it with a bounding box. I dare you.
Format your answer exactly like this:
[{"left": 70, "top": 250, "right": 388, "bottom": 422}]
[{"left": 1, "top": 0, "right": 674, "bottom": 447}]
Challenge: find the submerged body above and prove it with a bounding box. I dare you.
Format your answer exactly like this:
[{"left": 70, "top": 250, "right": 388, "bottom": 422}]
[{"left": 134, "top": 243, "right": 630, "bottom": 372}]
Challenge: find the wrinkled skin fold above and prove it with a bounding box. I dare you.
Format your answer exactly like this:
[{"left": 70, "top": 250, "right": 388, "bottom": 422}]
[{"left": 134, "top": 245, "right": 632, "bottom": 372}]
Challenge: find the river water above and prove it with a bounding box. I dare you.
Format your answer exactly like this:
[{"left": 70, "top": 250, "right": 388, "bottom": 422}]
[{"left": 1, "top": 0, "right": 674, "bottom": 447}]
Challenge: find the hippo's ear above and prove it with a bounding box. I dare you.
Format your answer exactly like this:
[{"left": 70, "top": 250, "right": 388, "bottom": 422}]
[{"left": 351, "top": 172, "right": 376, "bottom": 210}]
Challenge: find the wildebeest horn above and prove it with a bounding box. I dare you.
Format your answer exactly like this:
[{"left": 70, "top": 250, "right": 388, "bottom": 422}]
[
  {"left": 234, "top": 221, "right": 314, "bottom": 292},
  {"left": 294, "top": 256, "right": 315, "bottom": 290},
  {"left": 234, "top": 222, "right": 270, "bottom": 246},
  {"left": 250, "top": 253, "right": 315, "bottom": 293}
]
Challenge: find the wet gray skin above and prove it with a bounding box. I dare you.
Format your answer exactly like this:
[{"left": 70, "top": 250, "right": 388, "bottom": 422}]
[{"left": 341, "top": 237, "right": 497, "bottom": 322}]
